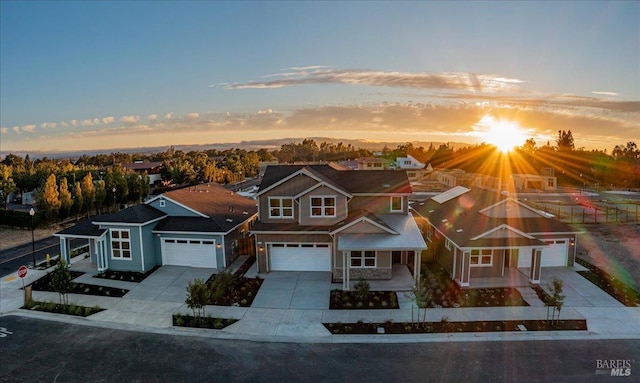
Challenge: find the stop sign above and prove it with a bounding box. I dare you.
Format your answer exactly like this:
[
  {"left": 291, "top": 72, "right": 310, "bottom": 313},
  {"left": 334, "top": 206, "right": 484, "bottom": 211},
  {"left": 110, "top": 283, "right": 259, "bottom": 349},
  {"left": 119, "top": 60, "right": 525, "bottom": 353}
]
[{"left": 18, "top": 265, "right": 27, "bottom": 279}]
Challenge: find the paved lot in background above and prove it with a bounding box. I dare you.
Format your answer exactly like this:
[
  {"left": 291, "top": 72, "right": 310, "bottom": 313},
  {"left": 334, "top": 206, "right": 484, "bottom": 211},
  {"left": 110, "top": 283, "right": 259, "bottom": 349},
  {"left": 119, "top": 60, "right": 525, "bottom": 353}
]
[{"left": 251, "top": 271, "right": 332, "bottom": 309}]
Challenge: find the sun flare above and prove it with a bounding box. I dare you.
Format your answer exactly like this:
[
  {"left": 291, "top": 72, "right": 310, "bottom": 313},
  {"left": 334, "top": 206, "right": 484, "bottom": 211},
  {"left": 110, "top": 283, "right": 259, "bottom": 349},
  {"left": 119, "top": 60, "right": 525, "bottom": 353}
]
[{"left": 482, "top": 117, "right": 526, "bottom": 153}]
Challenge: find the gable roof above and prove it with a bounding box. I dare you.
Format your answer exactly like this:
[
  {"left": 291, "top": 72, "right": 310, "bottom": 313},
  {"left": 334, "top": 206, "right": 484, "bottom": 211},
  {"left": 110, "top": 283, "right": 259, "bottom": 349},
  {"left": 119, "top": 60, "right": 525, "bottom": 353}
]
[
  {"left": 330, "top": 209, "right": 397, "bottom": 235},
  {"left": 259, "top": 164, "right": 412, "bottom": 195},
  {"left": 158, "top": 182, "right": 258, "bottom": 220},
  {"left": 92, "top": 204, "right": 166, "bottom": 224},
  {"left": 411, "top": 188, "right": 580, "bottom": 248},
  {"left": 55, "top": 219, "right": 107, "bottom": 238}
]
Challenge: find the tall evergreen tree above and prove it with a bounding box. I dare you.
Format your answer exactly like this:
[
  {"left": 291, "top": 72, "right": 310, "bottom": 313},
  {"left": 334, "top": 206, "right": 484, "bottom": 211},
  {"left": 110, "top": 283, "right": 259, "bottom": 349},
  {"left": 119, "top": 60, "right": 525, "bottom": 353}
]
[
  {"left": 58, "top": 177, "right": 73, "bottom": 218},
  {"left": 80, "top": 173, "right": 95, "bottom": 213}
]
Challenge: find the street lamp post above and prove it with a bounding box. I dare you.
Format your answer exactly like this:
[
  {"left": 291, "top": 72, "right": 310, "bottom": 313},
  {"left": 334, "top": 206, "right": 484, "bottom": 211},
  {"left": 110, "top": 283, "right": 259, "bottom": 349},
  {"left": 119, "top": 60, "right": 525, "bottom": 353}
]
[
  {"left": 239, "top": 172, "right": 243, "bottom": 192},
  {"left": 29, "top": 208, "right": 36, "bottom": 268},
  {"left": 112, "top": 187, "right": 116, "bottom": 212}
]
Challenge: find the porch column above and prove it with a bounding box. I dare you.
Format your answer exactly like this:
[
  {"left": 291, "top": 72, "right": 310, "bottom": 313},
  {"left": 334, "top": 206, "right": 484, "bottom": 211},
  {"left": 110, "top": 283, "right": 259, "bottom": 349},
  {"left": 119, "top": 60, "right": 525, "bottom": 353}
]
[
  {"left": 529, "top": 249, "right": 542, "bottom": 284},
  {"left": 59, "top": 237, "right": 71, "bottom": 264},
  {"left": 413, "top": 248, "right": 421, "bottom": 286},
  {"left": 342, "top": 251, "right": 350, "bottom": 291},
  {"left": 460, "top": 251, "right": 470, "bottom": 287}
]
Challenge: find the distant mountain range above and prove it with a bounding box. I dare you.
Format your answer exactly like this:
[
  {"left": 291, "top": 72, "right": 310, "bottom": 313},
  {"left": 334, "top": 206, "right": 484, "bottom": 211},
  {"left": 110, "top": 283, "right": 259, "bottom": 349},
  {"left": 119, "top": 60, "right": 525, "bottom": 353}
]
[{"left": 1, "top": 137, "right": 473, "bottom": 160}]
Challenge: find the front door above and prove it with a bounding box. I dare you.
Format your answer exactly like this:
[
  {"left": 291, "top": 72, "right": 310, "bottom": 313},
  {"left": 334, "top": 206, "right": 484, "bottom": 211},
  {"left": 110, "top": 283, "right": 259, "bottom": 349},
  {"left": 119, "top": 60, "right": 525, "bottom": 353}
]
[{"left": 392, "top": 251, "right": 402, "bottom": 264}]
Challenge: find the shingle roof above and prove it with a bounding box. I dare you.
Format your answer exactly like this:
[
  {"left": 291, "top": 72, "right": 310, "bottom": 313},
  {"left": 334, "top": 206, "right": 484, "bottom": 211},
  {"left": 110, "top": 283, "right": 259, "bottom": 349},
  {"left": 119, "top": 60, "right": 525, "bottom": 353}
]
[
  {"left": 153, "top": 217, "right": 226, "bottom": 233},
  {"left": 411, "top": 188, "right": 580, "bottom": 248},
  {"left": 160, "top": 182, "right": 258, "bottom": 231},
  {"left": 259, "top": 164, "right": 412, "bottom": 194},
  {"left": 55, "top": 219, "right": 107, "bottom": 237},
  {"left": 92, "top": 204, "right": 166, "bottom": 224}
]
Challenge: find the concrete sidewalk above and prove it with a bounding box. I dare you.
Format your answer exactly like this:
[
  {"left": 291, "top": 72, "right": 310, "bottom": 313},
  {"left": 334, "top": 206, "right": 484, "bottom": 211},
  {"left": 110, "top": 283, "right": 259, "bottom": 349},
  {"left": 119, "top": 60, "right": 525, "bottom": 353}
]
[{"left": 2, "top": 258, "right": 639, "bottom": 343}]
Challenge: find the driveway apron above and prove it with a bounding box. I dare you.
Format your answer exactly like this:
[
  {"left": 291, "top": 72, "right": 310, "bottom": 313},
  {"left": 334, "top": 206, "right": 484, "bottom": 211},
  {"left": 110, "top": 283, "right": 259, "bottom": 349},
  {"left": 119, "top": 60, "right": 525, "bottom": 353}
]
[{"left": 251, "top": 271, "right": 331, "bottom": 309}]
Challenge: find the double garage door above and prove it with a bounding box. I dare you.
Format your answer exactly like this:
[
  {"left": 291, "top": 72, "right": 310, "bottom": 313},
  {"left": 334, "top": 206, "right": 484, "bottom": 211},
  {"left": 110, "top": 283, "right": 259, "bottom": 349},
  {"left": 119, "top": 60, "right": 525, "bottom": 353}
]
[
  {"left": 269, "top": 243, "right": 331, "bottom": 271},
  {"left": 161, "top": 239, "right": 217, "bottom": 268},
  {"left": 517, "top": 239, "right": 569, "bottom": 268}
]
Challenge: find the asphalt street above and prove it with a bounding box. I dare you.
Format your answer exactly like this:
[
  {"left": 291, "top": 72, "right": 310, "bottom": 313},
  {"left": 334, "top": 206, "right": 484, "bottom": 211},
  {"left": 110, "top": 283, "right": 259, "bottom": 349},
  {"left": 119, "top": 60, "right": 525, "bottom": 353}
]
[
  {"left": 1, "top": 316, "right": 638, "bottom": 382},
  {"left": 0, "top": 237, "right": 85, "bottom": 277}
]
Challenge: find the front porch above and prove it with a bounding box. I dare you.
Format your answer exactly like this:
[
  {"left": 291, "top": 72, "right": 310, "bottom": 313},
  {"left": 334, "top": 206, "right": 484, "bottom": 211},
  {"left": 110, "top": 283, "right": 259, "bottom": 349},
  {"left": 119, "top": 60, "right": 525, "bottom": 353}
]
[
  {"left": 333, "top": 264, "right": 415, "bottom": 291},
  {"left": 468, "top": 267, "right": 532, "bottom": 288}
]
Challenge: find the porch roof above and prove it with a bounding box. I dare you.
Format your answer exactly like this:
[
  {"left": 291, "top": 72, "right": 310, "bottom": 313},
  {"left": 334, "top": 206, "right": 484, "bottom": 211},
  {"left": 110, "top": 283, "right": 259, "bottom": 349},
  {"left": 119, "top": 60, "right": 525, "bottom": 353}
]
[
  {"left": 55, "top": 219, "right": 107, "bottom": 238},
  {"left": 337, "top": 214, "right": 427, "bottom": 251}
]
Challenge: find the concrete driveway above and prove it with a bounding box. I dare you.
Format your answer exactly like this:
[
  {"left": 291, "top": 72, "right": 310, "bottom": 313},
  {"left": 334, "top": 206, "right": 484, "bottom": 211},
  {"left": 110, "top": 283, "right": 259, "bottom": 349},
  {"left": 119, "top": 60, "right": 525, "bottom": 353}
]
[
  {"left": 251, "top": 271, "right": 332, "bottom": 309},
  {"left": 124, "top": 266, "right": 215, "bottom": 303},
  {"left": 540, "top": 266, "right": 624, "bottom": 307}
]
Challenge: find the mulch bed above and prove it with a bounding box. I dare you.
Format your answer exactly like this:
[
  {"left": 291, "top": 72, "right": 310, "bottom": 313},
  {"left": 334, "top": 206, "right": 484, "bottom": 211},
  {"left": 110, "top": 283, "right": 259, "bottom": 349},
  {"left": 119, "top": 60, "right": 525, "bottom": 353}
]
[
  {"left": 23, "top": 300, "right": 104, "bottom": 317},
  {"left": 330, "top": 290, "right": 399, "bottom": 309},
  {"left": 324, "top": 319, "right": 587, "bottom": 334},
  {"left": 30, "top": 270, "right": 129, "bottom": 297},
  {"left": 205, "top": 274, "right": 263, "bottom": 307},
  {"left": 575, "top": 258, "right": 640, "bottom": 307},
  {"left": 422, "top": 263, "right": 529, "bottom": 307},
  {"left": 93, "top": 265, "right": 160, "bottom": 283},
  {"left": 172, "top": 314, "right": 237, "bottom": 330}
]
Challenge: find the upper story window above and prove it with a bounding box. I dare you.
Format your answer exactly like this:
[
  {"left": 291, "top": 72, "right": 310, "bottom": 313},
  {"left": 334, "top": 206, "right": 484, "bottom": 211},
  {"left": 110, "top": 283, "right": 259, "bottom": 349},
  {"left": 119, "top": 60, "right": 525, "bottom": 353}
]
[
  {"left": 111, "top": 229, "right": 131, "bottom": 260},
  {"left": 390, "top": 196, "right": 403, "bottom": 212},
  {"left": 159, "top": 200, "right": 166, "bottom": 207},
  {"left": 404, "top": 160, "right": 411, "bottom": 165},
  {"left": 269, "top": 197, "right": 294, "bottom": 218},
  {"left": 310, "top": 196, "right": 336, "bottom": 217}
]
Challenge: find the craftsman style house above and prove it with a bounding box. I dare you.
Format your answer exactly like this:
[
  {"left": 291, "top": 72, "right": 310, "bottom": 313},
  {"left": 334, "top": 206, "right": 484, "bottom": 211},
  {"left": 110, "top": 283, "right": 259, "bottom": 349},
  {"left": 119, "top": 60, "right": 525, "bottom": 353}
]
[
  {"left": 55, "top": 182, "right": 257, "bottom": 272},
  {"left": 411, "top": 186, "right": 582, "bottom": 287},
  {"left": 251, "top": 164, "right": 427, "bottom": 289}
]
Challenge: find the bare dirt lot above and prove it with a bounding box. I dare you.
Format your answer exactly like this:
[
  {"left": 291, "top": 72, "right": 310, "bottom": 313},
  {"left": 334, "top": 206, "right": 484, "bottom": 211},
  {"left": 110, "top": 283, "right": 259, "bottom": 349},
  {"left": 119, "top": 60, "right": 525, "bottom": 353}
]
[
  {"left": 0, "top": 225, "right": 66, "bottom": 251},
  {"left": 576, "top": 223, "right": 640, "bottom": 291}
]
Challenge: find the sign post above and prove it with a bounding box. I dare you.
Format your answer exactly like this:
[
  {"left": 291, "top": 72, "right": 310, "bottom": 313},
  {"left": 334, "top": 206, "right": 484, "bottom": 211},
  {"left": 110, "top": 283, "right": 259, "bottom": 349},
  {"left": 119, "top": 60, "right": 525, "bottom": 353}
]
[{"left": 18, "top": 265, "right": 29, "bottom": 305}]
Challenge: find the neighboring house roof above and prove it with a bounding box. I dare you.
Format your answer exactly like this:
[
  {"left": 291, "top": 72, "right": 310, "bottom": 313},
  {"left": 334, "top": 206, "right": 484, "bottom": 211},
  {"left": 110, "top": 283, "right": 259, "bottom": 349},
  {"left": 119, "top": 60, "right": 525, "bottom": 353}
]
[
  {"left": 93, "top": 204, "right": 166, "bottom": 224},
  {"left": 153, "top": 217, "right": 227, "bottom": 233},
  {"left": 411, "top": 188, "right": 580, "bottom": 249},
  {"left": 159, "top": 183, "right": 258, "bottom": 227},
  {"left": 55, "top": 219, "right": 107, "bottom": 238},
  {"left": 259, "top": 165, "right": 412, "bottom": 195}
]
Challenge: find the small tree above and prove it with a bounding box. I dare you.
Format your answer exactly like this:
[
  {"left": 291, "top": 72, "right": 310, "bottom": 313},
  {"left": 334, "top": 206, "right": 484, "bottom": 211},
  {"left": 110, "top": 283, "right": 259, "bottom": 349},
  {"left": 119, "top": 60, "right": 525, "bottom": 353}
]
[
  {"left": 51, "top": 259, "right": 75, "bottom": 306},
  {"left": 545, "top": 277, "right": 565, "bottom": 326},
  {"left": 209, "top": 271, "right": 237, "bottom": 304},
  {"left": 412, "top": 277, "right": 433, "bottom": 328},
  {"left": 185, "top": 278, "right": 210, "bottom": 322},
  {"left": 353, "top": 279, "right": 370, "bottom": 302}
]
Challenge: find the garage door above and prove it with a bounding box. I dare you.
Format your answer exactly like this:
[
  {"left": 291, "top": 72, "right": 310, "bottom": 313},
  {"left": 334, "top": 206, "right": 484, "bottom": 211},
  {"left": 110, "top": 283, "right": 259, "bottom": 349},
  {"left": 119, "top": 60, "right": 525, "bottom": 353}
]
[
  {"left": 540, "top": 239, "right": 568, "bottom": 267},
  {"left": 270, "top": 243, "right": 331, "bottom": 271},
  {"left": 161, "top": 239, "right": 217, "bottom": 268}
]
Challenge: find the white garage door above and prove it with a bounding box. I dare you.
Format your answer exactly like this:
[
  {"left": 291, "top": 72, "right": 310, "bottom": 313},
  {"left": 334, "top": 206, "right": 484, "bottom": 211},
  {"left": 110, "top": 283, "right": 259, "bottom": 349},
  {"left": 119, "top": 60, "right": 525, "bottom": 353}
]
[
  {"left": 161, "top": 239, "right": 217, "bottom": 268},
  {"left": 270, "top": 243, "right": 331, "bottom": 271},
  {"left": 540, "top": 239, "right": 569, "bottom": 267}
]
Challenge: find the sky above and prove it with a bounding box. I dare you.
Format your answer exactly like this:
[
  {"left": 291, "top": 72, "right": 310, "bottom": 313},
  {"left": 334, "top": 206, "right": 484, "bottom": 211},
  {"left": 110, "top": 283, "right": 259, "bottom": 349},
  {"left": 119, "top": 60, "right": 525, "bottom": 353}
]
[{"left": 1, "top": 1, "right": 638, "bottom": 155}]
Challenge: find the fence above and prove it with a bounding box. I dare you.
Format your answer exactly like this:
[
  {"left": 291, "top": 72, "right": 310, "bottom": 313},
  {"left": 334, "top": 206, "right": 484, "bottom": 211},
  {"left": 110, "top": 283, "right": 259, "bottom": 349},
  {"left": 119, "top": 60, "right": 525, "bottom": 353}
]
[{"left": 526, "top": 201, "right": 640, "bottom": 224}]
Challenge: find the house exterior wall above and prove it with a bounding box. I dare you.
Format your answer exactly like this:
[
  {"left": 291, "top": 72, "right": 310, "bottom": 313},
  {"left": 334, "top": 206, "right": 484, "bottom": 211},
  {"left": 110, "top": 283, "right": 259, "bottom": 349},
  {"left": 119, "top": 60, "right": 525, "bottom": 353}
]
[
  {"left": 224, "top": 219, "right": 254, "bottom": 267},
  {"left": 298, "top": 186, "right": 348, "bottom": 226},
  {"left": 469, "top": 249, "right": 505, "bottom": 278},
  {"left": 333, "top": 250, "right": 393, "bottom": 280},
  {"left": 348, "top": 195, "right": 407, "bottom": 215},
  {"left": 99, "top": 224, "right": 145, "bottom": 272},
  {"left": 140, "top": 223, "right": 159, "bottom": 271},
  {"left": 258, "top": 174, "right": 318, "bottom": 222}
]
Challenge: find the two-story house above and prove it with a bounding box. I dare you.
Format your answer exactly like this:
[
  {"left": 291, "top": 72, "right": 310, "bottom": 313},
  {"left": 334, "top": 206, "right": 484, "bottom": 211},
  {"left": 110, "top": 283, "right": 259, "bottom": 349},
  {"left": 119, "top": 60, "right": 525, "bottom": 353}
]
[{"left": 251, "top": 164, "right": 427, "bottom": 290}]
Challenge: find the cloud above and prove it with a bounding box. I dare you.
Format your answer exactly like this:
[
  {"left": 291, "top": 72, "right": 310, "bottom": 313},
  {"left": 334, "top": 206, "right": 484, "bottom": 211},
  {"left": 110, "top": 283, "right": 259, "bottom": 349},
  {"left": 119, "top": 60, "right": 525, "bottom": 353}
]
[
  {"left": 12, "top": 126, "right": 20, "bottom": 133},
  {"left": 81, "top": 119, "right": 94, "bottom": 127},
  {"left": 592, "top": 91, "right": 619, "bottom": 96},
  {"left": 102, "top": 116, "right": 115, "bottom": 124},
  {"left": 165, "top": 112, "right": 173, "bottom": 120},
  {"left": 222, "top": 68, "right": 525, "bottom": 93},
  {"left": 70, "top": 120, "right": 77, "bottom": 126},
  {"left": 185, "top": 112, "right": 200, "bottom": 120},
  {"left": 40, "top": 122, "right": 57, "bottom": 129},
  {"left": 120, "top": 115, "right": 140, "bottom": 124},
  {"left": 0, "top": 127, "right": 7, "bottom": 134},
  {"left": 148, "top": 114, "right": 158, "bottom": 121},
  {"left": 21, "top": 124, "right": 36, "bottom": 133},
  {"left": 60, "top": 121, "right": 69, "bottom": 127}
]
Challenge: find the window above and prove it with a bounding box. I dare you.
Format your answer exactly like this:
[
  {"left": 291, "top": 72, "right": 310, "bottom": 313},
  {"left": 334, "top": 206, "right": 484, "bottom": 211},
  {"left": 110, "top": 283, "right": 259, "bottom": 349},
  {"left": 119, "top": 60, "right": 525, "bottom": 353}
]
[
  {"left": 404, "top": 160, "right": 411, "bottom": 165},
  {"left": 470, "top": 249, "right": 493, "bottom": 267},
  {"left": 547, "top": 179, "right": 554, "bottom": 187},
  {"left": 445, "top": 239, "right": 452, "bottom": 250},
  {"left": 390, "top": 196, "right": 403, "bottom": 212},
  {"left": 159, "top": 200, "right": 165, "bottom": 207},
  {"left": 269, "top": 197, "right": 294, "bottom": 218},
  {"left": 111, "top": 229, "right": 131, "bottom": 259},
  {"left": 350, "top": 250, "right": 376, "bottom": 268},
  {"left": 310, "top": 196, "right": 336, "bottom": 217}
]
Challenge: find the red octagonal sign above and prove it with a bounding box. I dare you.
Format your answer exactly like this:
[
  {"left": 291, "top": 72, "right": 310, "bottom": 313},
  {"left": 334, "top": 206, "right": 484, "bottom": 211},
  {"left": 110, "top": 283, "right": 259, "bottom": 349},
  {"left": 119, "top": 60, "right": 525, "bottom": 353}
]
[{"left": 18, "top": 265, "right": 27, "bottom": 279}]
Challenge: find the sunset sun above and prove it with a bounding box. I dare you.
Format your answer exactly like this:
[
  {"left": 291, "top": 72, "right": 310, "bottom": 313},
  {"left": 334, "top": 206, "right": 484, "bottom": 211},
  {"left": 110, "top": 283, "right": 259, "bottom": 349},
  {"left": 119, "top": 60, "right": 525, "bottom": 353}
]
[{"left": 482, "top": 117, "right": 526, "bottom": 153}]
